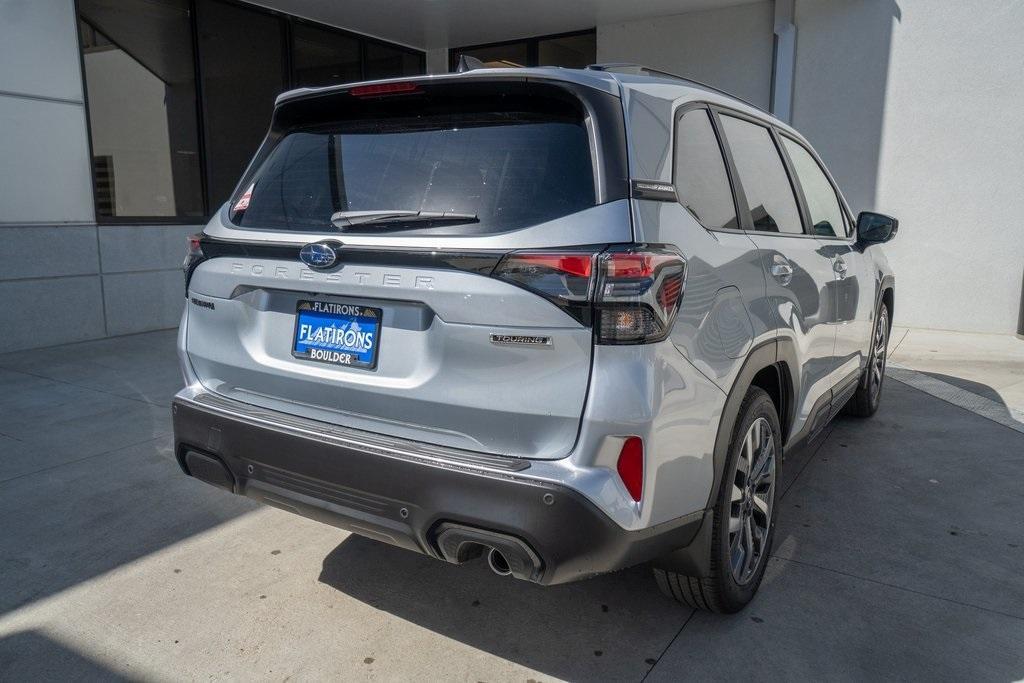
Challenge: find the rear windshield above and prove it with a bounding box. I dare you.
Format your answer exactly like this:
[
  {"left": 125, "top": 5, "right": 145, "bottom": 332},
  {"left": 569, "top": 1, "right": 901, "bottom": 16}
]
[{"left": 229, "top": 93, "right": 596, "bottom": 235}]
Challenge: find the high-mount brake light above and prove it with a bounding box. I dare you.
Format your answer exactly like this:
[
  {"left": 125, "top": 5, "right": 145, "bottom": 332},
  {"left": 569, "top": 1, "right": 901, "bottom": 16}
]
[{"left": 349, "top": 82, "right": 420, "bottom": 97}]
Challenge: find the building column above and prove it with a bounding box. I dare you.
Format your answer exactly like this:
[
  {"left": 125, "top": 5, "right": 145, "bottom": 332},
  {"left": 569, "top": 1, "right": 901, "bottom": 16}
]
[{"left": 771, "top": 0, "right": 796, "bottom": 122}]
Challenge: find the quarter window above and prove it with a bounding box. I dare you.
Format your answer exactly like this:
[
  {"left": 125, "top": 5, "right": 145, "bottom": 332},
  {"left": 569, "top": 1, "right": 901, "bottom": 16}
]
[
  {"left": 782, "top": 138, "right": 847, "bottom": 238},
  {"left": 673, "top": 109, "right": 738, "bottom": 230},
  {"left": 719, "top": 115, "right": 803, "bottom": 234}
]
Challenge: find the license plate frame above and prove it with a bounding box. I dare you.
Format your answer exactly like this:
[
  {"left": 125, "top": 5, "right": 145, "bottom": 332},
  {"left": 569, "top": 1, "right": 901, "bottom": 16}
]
[{"left": 291, "top": 300, "right": 382, "bottom": 370}]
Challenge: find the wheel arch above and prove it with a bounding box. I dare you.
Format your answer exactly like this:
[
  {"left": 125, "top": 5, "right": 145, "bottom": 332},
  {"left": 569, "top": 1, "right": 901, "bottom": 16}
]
[
  {"left": 653, "top": 337, "right": 796, "bottom": 577},
  {"left": 880, "top": 279, "right": 895, "bottom": 329},
  {"left": 705, "top": 338, "right": 797, "bottom": 513}
]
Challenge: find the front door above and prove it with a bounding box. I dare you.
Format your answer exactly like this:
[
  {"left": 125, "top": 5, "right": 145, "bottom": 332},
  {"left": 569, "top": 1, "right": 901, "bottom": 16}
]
[{"left": 777, "top": 135, "right": 874, "bottom": 396}]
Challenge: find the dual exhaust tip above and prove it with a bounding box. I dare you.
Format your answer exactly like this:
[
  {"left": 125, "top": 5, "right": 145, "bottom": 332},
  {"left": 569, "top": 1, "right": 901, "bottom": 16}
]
[
  {"left": 486, "top": 547, "right": 512, "bottom": 576},
  {"left": 434, "top": 522, "right": 542, "bottom": 583}
]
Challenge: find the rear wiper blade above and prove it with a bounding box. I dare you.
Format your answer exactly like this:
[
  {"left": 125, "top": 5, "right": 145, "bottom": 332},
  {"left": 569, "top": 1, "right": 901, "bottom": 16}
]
[{"left": 330, "top": 210, "right": 478, "bottom": 230}]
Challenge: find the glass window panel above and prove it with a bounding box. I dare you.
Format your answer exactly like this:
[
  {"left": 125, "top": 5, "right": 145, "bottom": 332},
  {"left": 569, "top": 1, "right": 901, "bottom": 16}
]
[
  {"left": 537, "top": 33, "right": 596, "bottom": 68},
  {"left": 364, "top": 42, "right": 423, "bottom": 80},
  {"left": 78, "top": 0, "right": 203, "bottom": 218},
  {"left": 231, "top": 98, "right": 595, "bottom": 235},
  {"left": 720, "top": 115, "right": 803, "bottom": 234},
  {"left": 674, "top": 110, "right": 738, "bottom": 230},
  {"left": 198, "top": 0, "right": 286, "bottom": 209},
  {"left": 782, "top": 138, "right": 847, "bottom": 238},
  {"left": 292, "top": 23, "right": 361, "bottom": 87}
]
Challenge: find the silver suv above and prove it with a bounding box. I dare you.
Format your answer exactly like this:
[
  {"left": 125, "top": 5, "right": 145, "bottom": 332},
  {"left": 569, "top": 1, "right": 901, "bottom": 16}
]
[{"left": 174, "top": 64, "right": 897, "bottom": 613}]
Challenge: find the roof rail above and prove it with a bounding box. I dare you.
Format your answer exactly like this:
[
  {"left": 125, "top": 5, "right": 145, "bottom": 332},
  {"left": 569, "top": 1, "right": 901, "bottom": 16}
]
[{"left": 584, "top": 63, "right": 769, "bottom": 115}]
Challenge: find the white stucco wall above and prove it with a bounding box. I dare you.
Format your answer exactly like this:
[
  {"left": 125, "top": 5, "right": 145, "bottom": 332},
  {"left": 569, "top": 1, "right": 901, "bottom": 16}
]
[
  {"left": 793, "top": 0, "right": 1024, "bottom": 334},
  {"left": 597, "top": 1, "right": 774, "bottom": 110},
  {"left": 0, "top": 0, "right": 94, "bottom": 224}
]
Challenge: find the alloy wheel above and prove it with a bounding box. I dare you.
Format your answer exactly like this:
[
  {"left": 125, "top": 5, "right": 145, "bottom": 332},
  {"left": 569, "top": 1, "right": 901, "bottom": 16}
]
[
  {"left": 870, "top": 308, "right": 889, "bottom": 401},
  {"left": 729, "top": 416, "right": 776, "bottom": 585}
]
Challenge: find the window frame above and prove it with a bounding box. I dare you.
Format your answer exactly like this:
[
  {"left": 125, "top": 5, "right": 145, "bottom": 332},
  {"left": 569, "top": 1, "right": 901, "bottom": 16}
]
[
  {"left": 448, "top": 28, "right": 596, "bottom": 71},
  {"left": 712, "top": 106, "right": 811, "bottom": 238},
  {"left": 670, "top": 102, "right": 745, "bottom": 234},
  {"left": 775, "top": 131, "right": 856, "bottom": 241},
  {"left": 75, "top": 0, "right": 426, "bottom": 225}
]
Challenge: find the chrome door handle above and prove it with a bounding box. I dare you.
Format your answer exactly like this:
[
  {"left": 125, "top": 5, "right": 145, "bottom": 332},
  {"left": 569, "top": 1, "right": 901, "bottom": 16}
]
[
  {"left": 833, "top": 257, "right": 848, "bottom": 278},
  {"left": 770, "top": 256, "right": 793, "bottom": 285}
]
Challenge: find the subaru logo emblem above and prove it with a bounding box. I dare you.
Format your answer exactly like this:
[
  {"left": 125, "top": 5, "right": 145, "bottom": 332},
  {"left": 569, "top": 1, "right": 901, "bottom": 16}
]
[{"left": 299, "top": 241, "right": 338, "bottom": 269}]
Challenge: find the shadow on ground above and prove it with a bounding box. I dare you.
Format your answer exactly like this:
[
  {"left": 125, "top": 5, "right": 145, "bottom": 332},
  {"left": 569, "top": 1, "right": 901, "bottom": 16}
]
[
  {"left": 319, "top": 535, "right": 688, "bottom": 681},
  {"left": 0, "top": 630, "right": 131, "bottom": 681}
]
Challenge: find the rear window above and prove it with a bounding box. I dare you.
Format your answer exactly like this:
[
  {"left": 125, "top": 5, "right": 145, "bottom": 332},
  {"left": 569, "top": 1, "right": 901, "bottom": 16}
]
[{"left": 229, "top": 94, "right": 597, "bottom": 235}]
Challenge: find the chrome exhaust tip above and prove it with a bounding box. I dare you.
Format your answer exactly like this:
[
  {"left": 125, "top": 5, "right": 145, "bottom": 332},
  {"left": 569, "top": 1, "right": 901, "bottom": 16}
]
[{"left": 487, "top": 547, "right": 512, "bottom": 576}]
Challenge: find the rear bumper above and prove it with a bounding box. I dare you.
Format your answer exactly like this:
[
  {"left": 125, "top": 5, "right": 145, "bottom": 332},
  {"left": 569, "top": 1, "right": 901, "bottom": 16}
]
[{"left": 172, "top": 389, "right": 704, "bottom": 585}]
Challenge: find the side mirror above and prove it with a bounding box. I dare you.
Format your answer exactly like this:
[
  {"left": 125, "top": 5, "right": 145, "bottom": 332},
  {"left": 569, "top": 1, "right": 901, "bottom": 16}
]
[{"left": 857, "top": 211, "right": 899, "bottom": 244}]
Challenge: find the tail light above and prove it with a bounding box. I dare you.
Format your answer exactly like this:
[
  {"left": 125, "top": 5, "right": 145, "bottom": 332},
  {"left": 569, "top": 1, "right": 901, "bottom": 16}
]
[
  {"left": 617, "top": 436, "right": 644, "bottom": 502},
  {"left": 491, "top": 251, "right": 597, "bottom": 325},
  {"left": 595, "top": 246, "right": 686, "bottom": 344},
  {"left": 491, "top": 245, "right": 686, "bottom": 343},
  {"left": 183, "top": 234, "right": 206, "bottom": 295}
]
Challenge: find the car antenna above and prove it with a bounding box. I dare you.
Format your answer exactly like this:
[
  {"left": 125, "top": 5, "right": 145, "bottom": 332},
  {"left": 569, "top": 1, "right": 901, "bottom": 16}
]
[{"left": 456, "top": 54, "right": 485, "bottom": 73}]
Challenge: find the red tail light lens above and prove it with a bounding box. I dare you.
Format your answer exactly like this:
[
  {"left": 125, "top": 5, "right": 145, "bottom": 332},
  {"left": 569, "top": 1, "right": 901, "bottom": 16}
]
[
  {"left": 595, "top": 247, "right": 686, "bottom": 344},
  {"left": 617, "top": 436, "right": 644, "bottom": 502},
  {"left": 492, "top": 251, "right": 597, "bottom": 325},
  {"left": 490, "top": 245, "right": 685, "bottom": 339},
  {"left": 183, "top": 233, "right": 206, "bottom": 295}
]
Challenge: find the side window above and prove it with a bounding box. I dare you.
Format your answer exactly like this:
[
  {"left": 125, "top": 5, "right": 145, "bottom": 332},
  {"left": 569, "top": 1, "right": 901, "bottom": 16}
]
[
  {"left": 782, "top": 138, "right": 847, "bottom": 238},
  {"left": 719, "top": 115, "right": 803, "bottom": 234},
  {"left": 673, "top": 109, "right": 739, "bottom": 230}
]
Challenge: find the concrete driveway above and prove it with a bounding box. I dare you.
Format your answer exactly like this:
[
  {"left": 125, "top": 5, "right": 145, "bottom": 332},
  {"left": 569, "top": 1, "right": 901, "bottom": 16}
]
[{"left": 1, "top": 330, "right": 1022, "bottom": 681}]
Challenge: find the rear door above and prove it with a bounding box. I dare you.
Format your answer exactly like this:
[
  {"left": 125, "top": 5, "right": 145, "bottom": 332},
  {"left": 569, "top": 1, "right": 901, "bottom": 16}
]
[
  {"left": 184, "top": 79, "right": 631, "bottom": 460},
  {"left": 715, "top": 112, "right": 841, "bottom": 435}
]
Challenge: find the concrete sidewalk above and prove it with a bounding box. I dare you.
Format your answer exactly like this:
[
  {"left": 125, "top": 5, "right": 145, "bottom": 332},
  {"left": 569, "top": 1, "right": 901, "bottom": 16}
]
[{"left": 1, "top": 329, "right": 1022, "bottom": 681}]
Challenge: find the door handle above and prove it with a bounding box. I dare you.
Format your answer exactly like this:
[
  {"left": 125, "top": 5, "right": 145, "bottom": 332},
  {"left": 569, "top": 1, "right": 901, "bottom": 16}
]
[
  {"left": 833, "top": 257, "right": 848, "bottom": 278},
  {"left": 770, "top": 255, "right": 793, "bottom": 285}
]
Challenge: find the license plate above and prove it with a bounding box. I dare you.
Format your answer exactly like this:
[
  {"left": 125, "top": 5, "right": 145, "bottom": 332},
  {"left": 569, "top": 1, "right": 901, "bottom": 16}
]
[{"left": 292, "top": 301, "right": 381, "bottom": 370}]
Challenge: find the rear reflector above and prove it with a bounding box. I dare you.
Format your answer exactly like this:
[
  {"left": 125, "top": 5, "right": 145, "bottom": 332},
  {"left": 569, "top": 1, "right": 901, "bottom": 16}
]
[
  {"left": 350, "top": 82, "right": 420, "bottom": 97},
  {"left": 616, "top": 437, "right": 644, "bottom": 502}
]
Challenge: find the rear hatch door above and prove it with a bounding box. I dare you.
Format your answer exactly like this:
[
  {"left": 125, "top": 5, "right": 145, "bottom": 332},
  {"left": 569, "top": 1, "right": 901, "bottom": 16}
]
[{"left": 185, "top": 77, "right": 630, "bottom": 459}]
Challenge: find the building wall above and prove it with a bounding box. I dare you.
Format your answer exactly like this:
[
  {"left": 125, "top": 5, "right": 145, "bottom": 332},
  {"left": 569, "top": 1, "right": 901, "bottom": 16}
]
[
  {"left": 596, "top": 2, "right": 775, "bottom": 110},
  {"left": 0, "top": 0, "right": 191, "bottom": 353},
  {"left": 792, "top": 0, "right": 1024, "bottom": 334}
]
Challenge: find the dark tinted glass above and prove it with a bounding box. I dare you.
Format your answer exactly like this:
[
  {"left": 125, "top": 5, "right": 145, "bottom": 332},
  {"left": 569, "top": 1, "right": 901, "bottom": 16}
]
[
  {"left": 78, "top": 0, "right": 203, "bottom": 218},
  {"left": 674, "top": 110, "right": 738, "bottom": 230},
  {"left": 782, "top": 138, "right": 847, "bottom": 237},
  {"left": 364, "top": 42, "right": 423, "bottom": 80},
  {"left": 231, "top": 103, "right": 595, "bottom": 235},
  {"left": 537, "top": 33, "right": 596, "bottom": 68},
  {"left": 720, "top": 116, "right": 802, "bottom": 234},
  {"left": 198, "top": 0, "right": 286, "bottom": 208},
  {"left": 292, "top": 23, "right": 361, "bottom": 87}
]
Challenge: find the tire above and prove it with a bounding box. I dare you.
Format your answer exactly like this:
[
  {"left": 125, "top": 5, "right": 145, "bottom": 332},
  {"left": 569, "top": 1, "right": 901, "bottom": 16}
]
[
  {"left": 654, "top": 386, "right": 781, "bottom": 613},
  {"left": 843, "top": 302, "right": 890, "bottom": 418}
]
